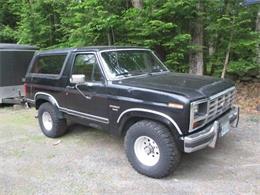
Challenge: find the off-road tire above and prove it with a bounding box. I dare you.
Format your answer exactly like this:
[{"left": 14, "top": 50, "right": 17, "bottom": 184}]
[
  {"left": 124, "top": 120, "right": 181, "bottom": 178},
  {"left": 38, "top": 102, "right": 67, "bottom": 138}
]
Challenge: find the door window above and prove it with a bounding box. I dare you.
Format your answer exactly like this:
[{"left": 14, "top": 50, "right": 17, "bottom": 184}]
[{"left": 73, "top": 53, "right": 102, "bottom": 82}]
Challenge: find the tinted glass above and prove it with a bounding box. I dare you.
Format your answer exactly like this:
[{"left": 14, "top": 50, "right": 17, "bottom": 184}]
[
  {"left": 73, "top": 54, "right": 102, "bottom": 81},
  {"left": 31, "top": 54, "right": 66, "bottom": 74}
]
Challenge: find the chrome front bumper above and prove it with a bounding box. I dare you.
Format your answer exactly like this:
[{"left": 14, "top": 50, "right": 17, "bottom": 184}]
[{"left": 183, "top": 106, "right": 239, "bottom": 153}]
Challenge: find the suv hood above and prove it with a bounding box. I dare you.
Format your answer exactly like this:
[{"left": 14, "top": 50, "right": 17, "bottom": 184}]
[{"left": 113, "top": 72, "right": 234, "bottom": 101}]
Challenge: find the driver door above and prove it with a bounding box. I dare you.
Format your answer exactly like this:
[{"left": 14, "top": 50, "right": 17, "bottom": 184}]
[{"left": 64, "top": 52, "right": 109, "bottom": 127}]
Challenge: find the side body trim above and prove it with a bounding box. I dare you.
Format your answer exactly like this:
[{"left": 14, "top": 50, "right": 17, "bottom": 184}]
[
  {"left": 33, "top": 92, "right": 109, "bottom": 124},
  {"left": 117, "top": 108, "right": 182, "bottom": 135},
  {"left": 59, "top": 107, "right": 109, "bottom": 124}
]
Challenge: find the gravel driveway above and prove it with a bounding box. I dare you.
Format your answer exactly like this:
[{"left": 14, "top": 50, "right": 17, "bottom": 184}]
[{"left": 0, "top": 107, "right": 259, "bottom": 194}]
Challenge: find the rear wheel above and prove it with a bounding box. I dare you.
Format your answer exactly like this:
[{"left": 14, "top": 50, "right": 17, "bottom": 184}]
[
  {"left": 124, "top": 120, "right": 181, "bottom": 178},
  {"left": 38, "top": 102, "right": 67, "bottom": 138}
]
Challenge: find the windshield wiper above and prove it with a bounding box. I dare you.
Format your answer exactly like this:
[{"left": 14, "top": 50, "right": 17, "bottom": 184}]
[
  {"left": 116, "top": 72, "right": 130, "bottom": 77},
  {"left": 149, "top": 68, "right": 166, "bottom": 74}
]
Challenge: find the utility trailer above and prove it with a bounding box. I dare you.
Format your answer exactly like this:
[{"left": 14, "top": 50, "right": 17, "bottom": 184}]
[{"left": 0, "top": 43, "right": 37, "bottom": 104}]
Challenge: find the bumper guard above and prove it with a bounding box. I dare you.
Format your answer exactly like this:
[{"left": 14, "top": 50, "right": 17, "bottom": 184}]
[{"left": 183, "top": 106, "right": 239, "bottom": 153}]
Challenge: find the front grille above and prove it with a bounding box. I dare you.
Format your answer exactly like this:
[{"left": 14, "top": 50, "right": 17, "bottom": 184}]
[
  {"left": 189, "top": 87, "right": 236, "bottom": 132},
  {"left": 207, "top": 87, "right": 236, "bottom": 122}
]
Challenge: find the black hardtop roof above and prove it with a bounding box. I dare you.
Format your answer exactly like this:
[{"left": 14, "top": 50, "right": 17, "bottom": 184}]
[
  {"left": 37, "top": 46, "right": 149, "bottom": 54},
  {"left": 0, "top": 43, "right": 38, "bottom": 50}
]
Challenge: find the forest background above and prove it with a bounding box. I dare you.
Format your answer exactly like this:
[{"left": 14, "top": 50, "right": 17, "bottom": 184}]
[{"left": 0, "top": 0, "right": 259, "bottom": 111}]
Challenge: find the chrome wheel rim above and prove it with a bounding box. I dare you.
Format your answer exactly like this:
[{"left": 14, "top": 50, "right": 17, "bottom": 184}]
[
  {"left": 42, "top": 111, "right": 53, "bottom": 131},
  {"left": 134, "top": 136, "right": 160, "bottom": 166}
]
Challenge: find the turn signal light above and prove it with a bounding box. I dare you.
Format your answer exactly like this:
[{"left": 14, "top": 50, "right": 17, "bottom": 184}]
[
  {"left": 193, "top": 120, "right": 204, "bottom": 129},
  {"left": 168, "top": 103, "right": 184, "bottom": 109}
]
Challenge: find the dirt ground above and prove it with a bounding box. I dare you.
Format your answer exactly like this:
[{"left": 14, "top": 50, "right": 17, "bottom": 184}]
[
  {"left": 236, "top": 82, "right": 260, "bottom": 113},
  {"left": 0, "top": 107, "right": 259, "bottom": 195}
]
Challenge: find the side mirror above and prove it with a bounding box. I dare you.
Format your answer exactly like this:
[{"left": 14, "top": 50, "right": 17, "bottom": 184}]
[{"left": 70, "top": 74, "right": 85, "bottom": 84}]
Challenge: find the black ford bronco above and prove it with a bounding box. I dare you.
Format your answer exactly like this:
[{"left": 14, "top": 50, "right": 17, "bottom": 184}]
[{"left": 25, "top": 46, "right": 239, "bottom": 178}]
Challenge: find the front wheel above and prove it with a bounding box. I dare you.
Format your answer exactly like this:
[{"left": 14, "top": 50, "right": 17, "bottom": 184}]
[
  {"left": 124, "top": 120, "right": 181, "bottom": 178},
  {"left": 38, "top": 102, "right": 67, "bottom": 138}
]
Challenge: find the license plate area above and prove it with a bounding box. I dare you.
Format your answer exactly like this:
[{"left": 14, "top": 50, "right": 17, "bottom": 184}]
[{"left": 219, "top": 115, "right": 230, "bottom": 137}]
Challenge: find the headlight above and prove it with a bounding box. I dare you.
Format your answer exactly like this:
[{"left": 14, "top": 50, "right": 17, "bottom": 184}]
[
  {"left": 193, "top": 104, "right": 199, "bottom": 115},
  {"left": 189, "top": 99, "right": 208, "bottom": 132}
]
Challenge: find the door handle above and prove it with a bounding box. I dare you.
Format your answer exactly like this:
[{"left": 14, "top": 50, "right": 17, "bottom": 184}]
[
  {"left": 74, "top": 84, "right": 93, "bottom": 100},
  {"left": 84, "top": 95, "right": 92, "bottom": 100},
  {"left": 66, "top": 86, "right": 75, "bottom": 89}
]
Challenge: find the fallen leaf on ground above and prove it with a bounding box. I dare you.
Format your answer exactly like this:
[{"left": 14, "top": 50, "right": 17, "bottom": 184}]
[
  {"left": 53, "top": 140, "right": 61, "bottom": 146},
  {"left": 236, "top": 82, "right": 260, "bottom": 114}
]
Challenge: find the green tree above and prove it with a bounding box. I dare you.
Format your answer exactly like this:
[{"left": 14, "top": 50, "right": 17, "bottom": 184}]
[
  {"left": 0, "top": 0, "right": 258, "bottom": 79},
  {"left": 0, "top": 0, "right": 18, "bottom": 42}
]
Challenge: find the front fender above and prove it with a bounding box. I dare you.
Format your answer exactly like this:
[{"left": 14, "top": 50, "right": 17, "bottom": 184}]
[{"left": 118, "top": 108, "right": 183, "bottom": 137}]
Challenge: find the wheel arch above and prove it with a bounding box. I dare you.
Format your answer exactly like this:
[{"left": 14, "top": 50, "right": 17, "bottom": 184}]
[
  {"left": 118, "top": 109, "right": 182, "bottom": 138},
  {"left": 35, "top": 92, "right": 59, "bottom": 109},
  {"left": 35, "top": 98, "right": 49, "bottom": 110},
  {"left": 35, "top": 92, "right": 64, "bottom": 119}
]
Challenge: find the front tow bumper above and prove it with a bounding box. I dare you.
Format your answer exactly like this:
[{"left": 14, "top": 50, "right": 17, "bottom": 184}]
[{"left": 183, "top": 106, "right": 239, "bottom": 153}]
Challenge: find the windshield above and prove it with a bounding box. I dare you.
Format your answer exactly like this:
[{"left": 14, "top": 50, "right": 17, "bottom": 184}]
[{"left": 100, "top": 50, "right": 168, "bottom": 79}]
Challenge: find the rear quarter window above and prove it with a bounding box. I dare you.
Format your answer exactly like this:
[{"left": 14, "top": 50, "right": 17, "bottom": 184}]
[{"left": 30, "top": 54, "right": 67, "bottom": 75}]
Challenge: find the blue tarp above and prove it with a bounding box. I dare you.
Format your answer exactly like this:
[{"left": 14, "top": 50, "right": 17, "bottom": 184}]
[{"left": 244, "top": 0, "right": 260, "bottom": 5}]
